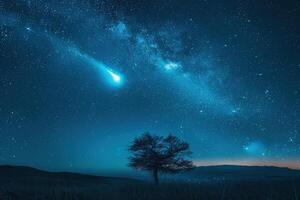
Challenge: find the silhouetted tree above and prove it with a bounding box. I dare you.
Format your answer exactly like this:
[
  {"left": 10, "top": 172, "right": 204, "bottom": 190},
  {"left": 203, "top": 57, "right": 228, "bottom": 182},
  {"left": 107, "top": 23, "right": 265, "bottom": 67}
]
[{"left": 128, "top": 133, "right": 194, "bottom": 184}]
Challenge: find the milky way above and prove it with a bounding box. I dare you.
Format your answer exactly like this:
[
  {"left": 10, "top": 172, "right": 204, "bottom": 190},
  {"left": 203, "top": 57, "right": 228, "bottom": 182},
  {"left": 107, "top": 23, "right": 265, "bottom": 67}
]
[{"left": 0, "top": 0, "right": 300, "bottom": 172}]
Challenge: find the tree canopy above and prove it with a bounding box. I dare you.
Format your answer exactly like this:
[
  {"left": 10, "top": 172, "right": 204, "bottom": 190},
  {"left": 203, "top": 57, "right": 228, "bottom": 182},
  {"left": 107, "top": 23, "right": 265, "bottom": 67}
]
[{"left": 128, "top": 133, "right": 194, "bottom": 184}]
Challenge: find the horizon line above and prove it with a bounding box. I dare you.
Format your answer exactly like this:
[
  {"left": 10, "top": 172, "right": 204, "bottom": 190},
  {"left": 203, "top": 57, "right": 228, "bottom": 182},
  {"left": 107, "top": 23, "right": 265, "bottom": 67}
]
[{"left": 194, "top": 159, "right": 300, "bottom": 170}]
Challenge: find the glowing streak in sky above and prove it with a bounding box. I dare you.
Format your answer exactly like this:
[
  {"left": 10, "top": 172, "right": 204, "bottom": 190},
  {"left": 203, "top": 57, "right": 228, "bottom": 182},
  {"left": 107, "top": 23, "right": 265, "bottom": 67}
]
[{"left": 68, "top": 47, "right": 123, "bottom": 86}]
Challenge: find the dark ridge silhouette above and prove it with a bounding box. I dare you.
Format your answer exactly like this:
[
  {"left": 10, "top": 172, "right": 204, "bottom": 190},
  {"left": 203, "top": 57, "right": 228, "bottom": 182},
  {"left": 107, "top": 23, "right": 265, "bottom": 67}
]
[
  {"left": 0, "top": 165, "right": 138, "bottom": 184},
  {"left": 174, "top": 165, "right": 300, "bottom": 181},
  {"left": 1, "top": 164, "right": 300, "bottom": 182},
  {"left": 191, "top": 165, "right": 300, "bottom": 176},
  {"left": 164, "top": 165, "right": 300, "bottom": 182}
]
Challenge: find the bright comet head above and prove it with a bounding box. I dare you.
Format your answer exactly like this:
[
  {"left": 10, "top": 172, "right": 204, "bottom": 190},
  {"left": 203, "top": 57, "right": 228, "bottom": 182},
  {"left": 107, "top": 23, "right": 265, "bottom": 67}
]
[
  {"left": 111, "top": 72, "right": 121, "bottom": 82},
  {"left": 107, "top": 69, "right": 122, "bottom": 84}
]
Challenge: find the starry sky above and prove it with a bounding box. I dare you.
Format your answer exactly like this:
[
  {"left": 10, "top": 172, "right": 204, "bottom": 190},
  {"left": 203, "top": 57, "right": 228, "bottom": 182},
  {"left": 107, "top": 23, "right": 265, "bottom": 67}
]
[{"left": 0, "top": 0, "right": 300, "bottom": 173}]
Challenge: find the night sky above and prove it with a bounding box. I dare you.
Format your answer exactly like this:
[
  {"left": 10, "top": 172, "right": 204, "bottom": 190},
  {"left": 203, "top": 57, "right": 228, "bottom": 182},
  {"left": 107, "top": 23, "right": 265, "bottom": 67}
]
[{"left": 0, "top": 0, "right": 300, "bottom": 173}]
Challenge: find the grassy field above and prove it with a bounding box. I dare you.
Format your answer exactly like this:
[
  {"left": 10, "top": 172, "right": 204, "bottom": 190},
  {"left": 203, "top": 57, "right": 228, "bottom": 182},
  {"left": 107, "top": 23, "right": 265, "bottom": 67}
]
[
  {"left": 1, "top": 165, "right": 300, "bottom": 200},
  {"left": 1, "top": 178, "right": 300, "bottom": 200}
]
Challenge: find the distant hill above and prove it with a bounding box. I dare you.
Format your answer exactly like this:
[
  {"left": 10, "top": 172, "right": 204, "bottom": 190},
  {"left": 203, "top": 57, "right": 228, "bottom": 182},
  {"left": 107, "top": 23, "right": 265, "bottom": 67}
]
[
  {"left": 1, "top": 164, "right": 300, "bottom": 184},
  {"left": 167, "top": 165, "right": 300, "bottom": 182},
  {"left": 0, "top": 165, "right": 138, "bottom": 186}
]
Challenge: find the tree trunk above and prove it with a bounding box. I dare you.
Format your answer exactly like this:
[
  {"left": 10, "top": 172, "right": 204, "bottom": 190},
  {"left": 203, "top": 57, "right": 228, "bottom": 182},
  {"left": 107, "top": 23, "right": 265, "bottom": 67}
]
[{"left": 153, "top": 169, "right": 159, "bottom": 185}]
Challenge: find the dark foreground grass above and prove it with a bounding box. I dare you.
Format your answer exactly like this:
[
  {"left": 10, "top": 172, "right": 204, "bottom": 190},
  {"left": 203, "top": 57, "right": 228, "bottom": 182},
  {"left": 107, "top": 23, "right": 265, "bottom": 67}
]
[{"left": 0, "top": 177, "right": 300, "bottom": 200}]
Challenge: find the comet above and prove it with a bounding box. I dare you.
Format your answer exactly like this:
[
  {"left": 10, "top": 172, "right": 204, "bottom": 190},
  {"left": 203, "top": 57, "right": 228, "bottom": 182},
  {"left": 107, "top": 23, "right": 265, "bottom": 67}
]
[{"left": 68, "top": 46, "right": 123, "bottom": 86}]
